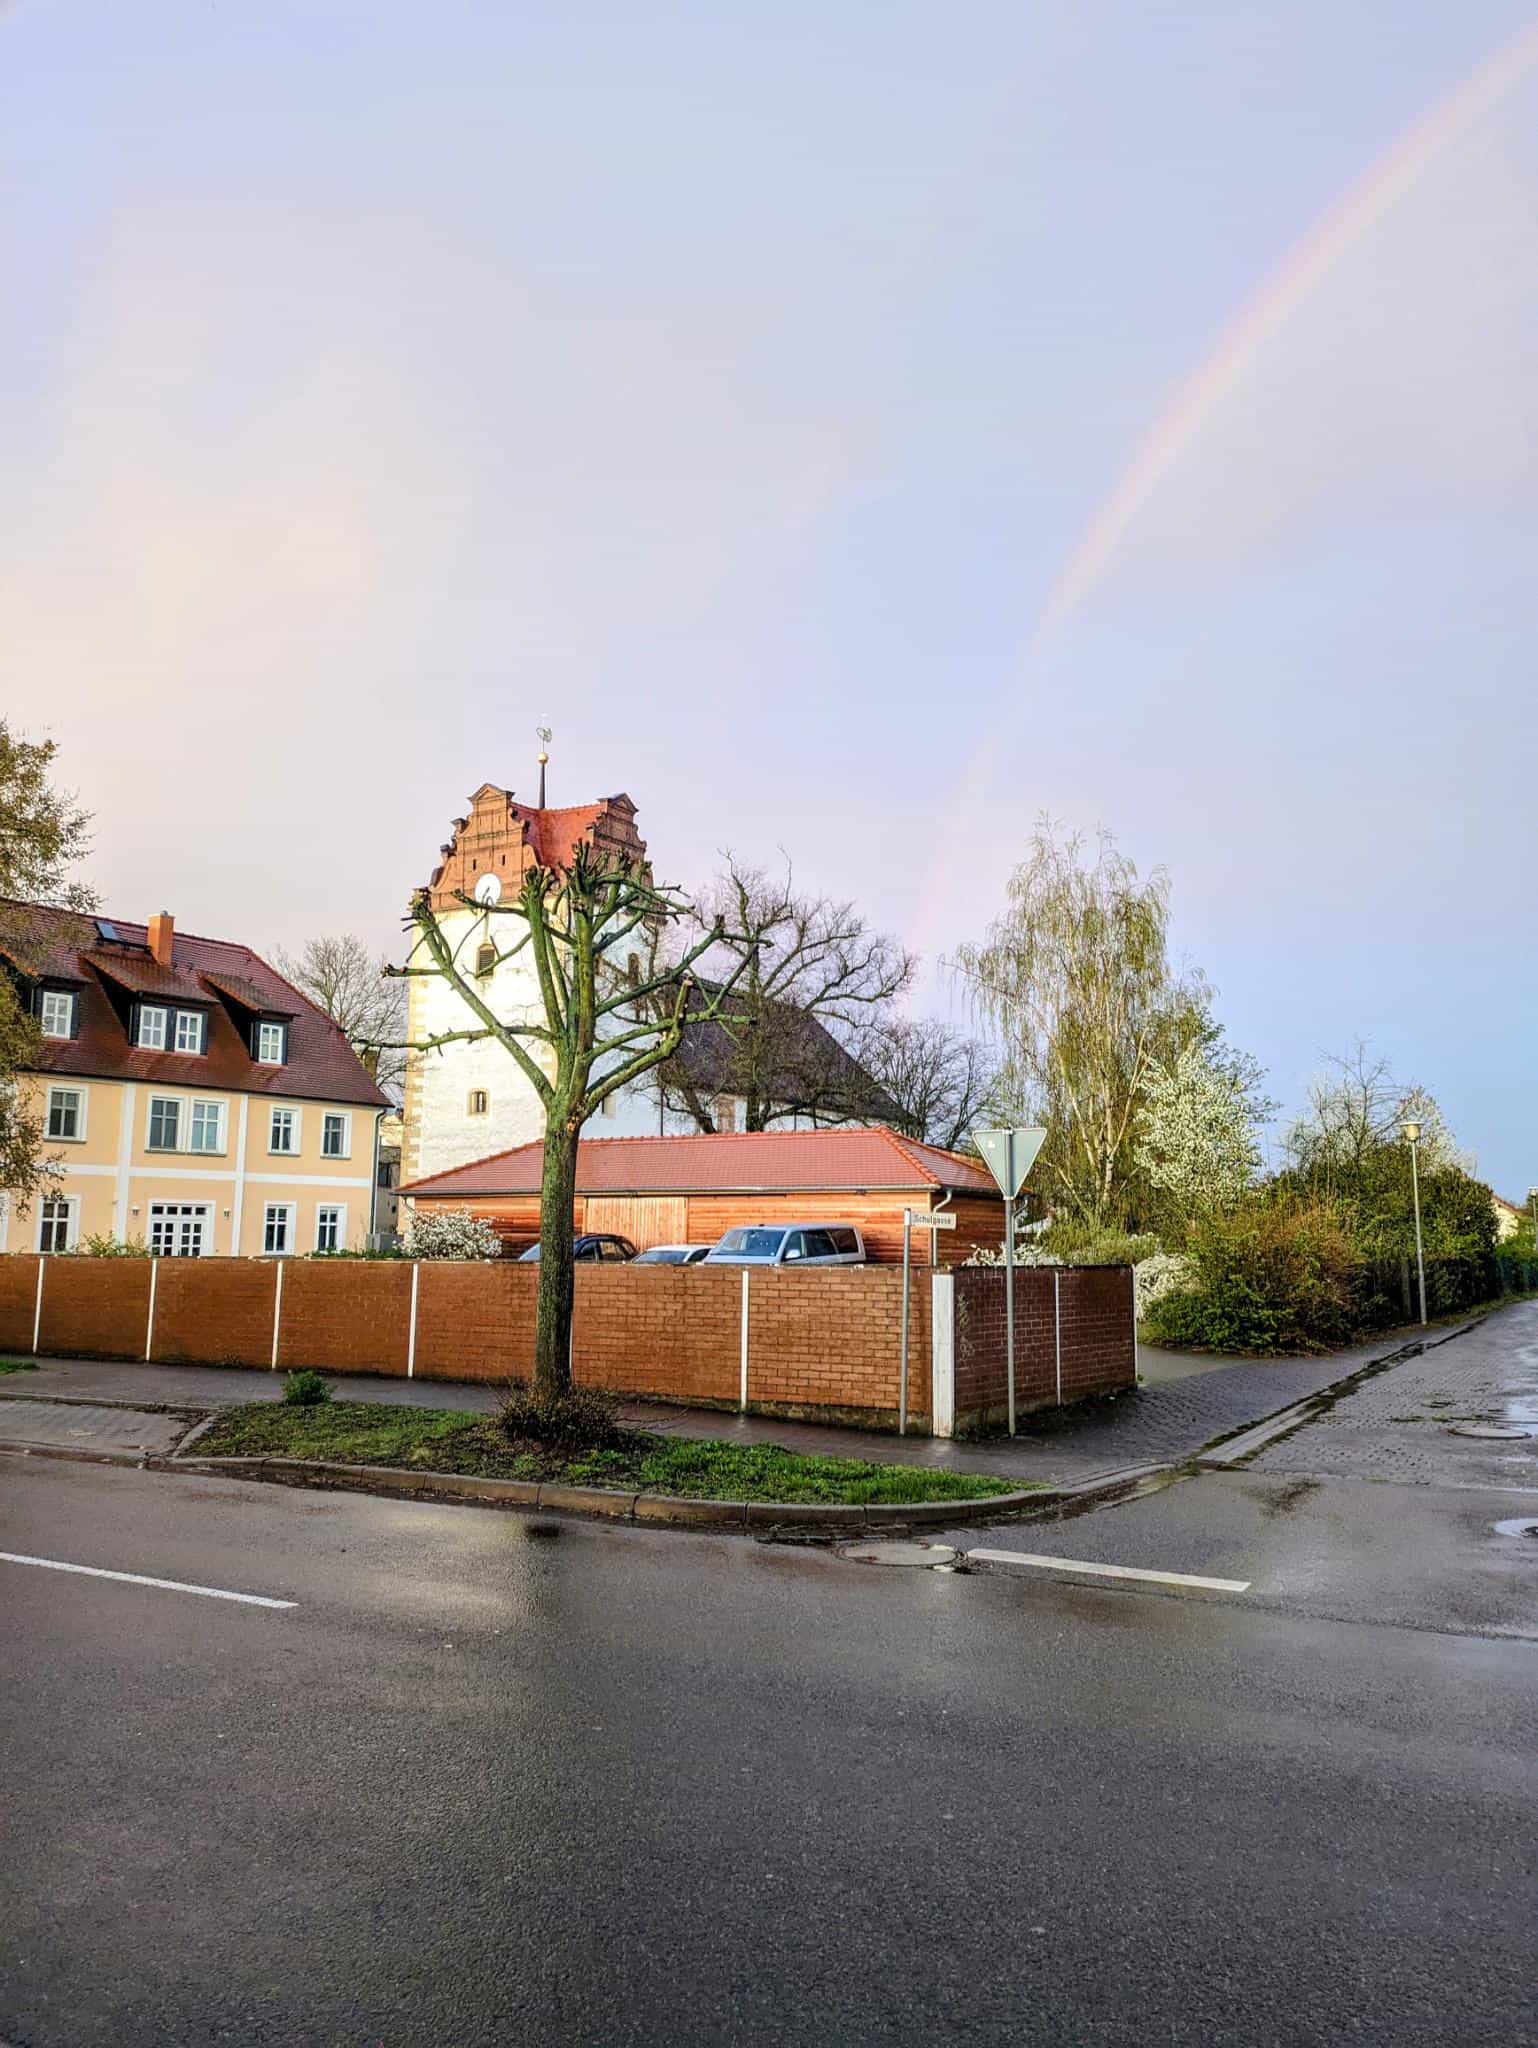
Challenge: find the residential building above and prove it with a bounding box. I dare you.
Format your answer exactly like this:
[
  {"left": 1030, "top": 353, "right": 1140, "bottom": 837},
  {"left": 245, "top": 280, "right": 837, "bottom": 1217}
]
[
  {"left": 0, "top": 905, "right": 390, "bottom": 1256},
  {"left": 399, "top": 1124, "right": 1006, "bottom": 1263},
  {"left": 400, "top": 783, "right": 891, "bottom": 1187}
]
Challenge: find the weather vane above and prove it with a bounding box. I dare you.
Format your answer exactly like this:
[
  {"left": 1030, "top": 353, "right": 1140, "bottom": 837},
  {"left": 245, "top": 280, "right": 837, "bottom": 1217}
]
[{"left": 536, "top": 721, "right": 552, "bottom": 809}]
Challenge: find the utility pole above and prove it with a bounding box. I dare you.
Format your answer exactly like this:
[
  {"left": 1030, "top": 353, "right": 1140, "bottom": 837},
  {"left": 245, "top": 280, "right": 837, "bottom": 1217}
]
[{"left": 1403, "top": 1120, "right": 1427, "bottom": 1326}]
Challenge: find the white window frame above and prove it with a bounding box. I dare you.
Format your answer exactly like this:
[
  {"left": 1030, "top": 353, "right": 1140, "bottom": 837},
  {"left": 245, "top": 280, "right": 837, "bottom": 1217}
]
[
  {"left": 256, "top": 1021, "right": 287, "bottom": 1065},
  {"left": 146, "top": 1094, "right": 184, "bottom": 1152},
  {"left": 173, "top": 1009, "right": 207, "bottom": 1054},
  {"left": 188, "top": 1099, "right": 227, "bottom": 1154},
  {"left": 39, "top": 989, "right": 75, "bottom": 1039},
  {"left": 37, "top": 1193, "right": 80, "bottom": 1253},
  {"left": 137, "top": 1004, "right": 169, "bottom": 1050},
  {"left": 315, "top": 1202, "right": 347, "bottom": 1253},
  {"left": 268, "top": 1105, "right": 300, "bottom": 1155},
  {"left": 46, "top": 1084, "right": 87, "bottom": 1143},
  {"left": 147, "top": 1201, "right": 213, "bottom": 1258},
  {"left": 320, "top": 1110, "right": 351, "bottom": 1159},
  {"left": 263, "top": 1202, "right": 296, "bottom": 1255}
]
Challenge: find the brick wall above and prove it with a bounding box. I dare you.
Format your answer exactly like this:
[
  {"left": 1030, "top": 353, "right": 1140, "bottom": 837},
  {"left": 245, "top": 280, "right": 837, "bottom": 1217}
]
[
  {"left": 0, "top": 1252, "right": 1131, "bottom": 1434},
  {"left": 152, "top": 1257, "right": 276, "bottom": 1368},
  {"left": 0, "top": 1254, "right": 40, "bottom": 1352},
  {"left": 952, "top": 1264, "right": 1135, "bottom": 1427},
  {"left": 37, "top": 1257, "right": 152, "bottom": 1361}
]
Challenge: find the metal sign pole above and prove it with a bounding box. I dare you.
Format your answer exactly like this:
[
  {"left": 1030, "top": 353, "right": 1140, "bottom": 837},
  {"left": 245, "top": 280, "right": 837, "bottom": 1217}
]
[
  {"left": 1005, "top": 1132, "right": 1017, "bottom": 1436},
  {"left": 899, "top": 1207, "right": 912, "bottom": 1436}
]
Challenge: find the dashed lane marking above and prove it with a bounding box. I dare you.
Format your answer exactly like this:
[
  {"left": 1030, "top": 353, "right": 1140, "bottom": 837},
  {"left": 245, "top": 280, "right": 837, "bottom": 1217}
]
[
  {"left": 0, "top": 1550, "right": 297, "bottom": 1609},
  {"left": 966, "top": 1548, "right": 1251, "bottom": 1593}
]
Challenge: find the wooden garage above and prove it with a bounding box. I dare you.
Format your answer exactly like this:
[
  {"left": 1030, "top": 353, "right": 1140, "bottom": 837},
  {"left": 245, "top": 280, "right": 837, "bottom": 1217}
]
[{"left": 399, "top": 1126, "right": 1006, "bottom": 1264}]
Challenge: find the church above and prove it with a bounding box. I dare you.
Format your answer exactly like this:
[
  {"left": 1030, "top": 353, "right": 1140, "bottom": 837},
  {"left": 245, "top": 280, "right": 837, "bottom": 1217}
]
[{"left": 398, "top": 776, "right": 888, "bottom": 1189}]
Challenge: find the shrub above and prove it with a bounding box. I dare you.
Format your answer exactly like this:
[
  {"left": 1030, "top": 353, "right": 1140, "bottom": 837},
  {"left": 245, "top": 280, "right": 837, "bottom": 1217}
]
[
  {"left": 498, "top": 1379, "right": 628, "bottom": 1449},
  {"left": 71, "top": 1233, "right": 149, "bottom": 1257},
  {"left": 1133, "top": 1251, "right": 1192, "bottom": 1320},
  {"left": 1143, "top": 1199, "right": 1361, "bottom": 1355},
  {"left": 282, "top": 1368, "right": 332, "bottom": 1406},
  {"left": 405, "top": 1211, "right": 504, "bottom": 1261}
]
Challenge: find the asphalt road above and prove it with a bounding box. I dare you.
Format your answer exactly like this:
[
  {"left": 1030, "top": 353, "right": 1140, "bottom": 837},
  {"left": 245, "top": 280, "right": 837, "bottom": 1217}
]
[{"left": 4, "top": 1447, "right": 1536, "bottom": 2047}]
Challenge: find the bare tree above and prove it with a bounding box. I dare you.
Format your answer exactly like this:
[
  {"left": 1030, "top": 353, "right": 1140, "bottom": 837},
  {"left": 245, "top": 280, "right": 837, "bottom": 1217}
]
[
  {"left": 952, "top": 818, "right": 1209, "bottom": 1225},
  {"left": 1284, "top": 1043, "right": 1469, "bottom": 1181},
  {"left": 857, "top": 1017, "right": 1003, "bottom": 1152},
  {"left": 275, "top": 934, "right": 407, "bottom": 1100},
  {"left": 378, "top": 846, "right": 766, "bottom": 1397},
  {"left": 653, "top": 859, "right": 913, "bottom": 1131}
]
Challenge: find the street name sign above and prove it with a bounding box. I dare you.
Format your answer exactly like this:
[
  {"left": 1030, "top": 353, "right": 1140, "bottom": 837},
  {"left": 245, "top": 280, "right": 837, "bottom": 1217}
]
[
  {"left": 904, "top": 1209, "right": 957, "bottom": 1229},
  {"left": 973, "top": 1128, "right": 1047, "bottom": 1200}
]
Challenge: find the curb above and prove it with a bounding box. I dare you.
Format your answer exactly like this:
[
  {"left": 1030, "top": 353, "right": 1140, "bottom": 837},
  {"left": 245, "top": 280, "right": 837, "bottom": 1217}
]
[
  {"left": 1195, "top": 1317, "right": 1481, "bottom": 1471},
  {"left": 164, "top": 1452, "right": 1051, "bottom": 1531}
]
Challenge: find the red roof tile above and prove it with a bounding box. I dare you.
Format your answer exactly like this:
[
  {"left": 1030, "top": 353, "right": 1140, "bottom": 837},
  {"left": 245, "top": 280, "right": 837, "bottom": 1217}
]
[
  {"left": 402, "top": 1126, "right": 1001, "bottom": 1199},
  {"left": 1, "top": 902, "right": 390, "bottom": 1109}
]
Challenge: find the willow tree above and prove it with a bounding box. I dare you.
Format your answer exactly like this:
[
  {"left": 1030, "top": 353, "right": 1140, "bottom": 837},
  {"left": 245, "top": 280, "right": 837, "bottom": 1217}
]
[
  {"left": 952, "top": 819, "right": 1208, "bottom": 1227},
  {"left": 383, "top": 846, "right": 759, "bottom": 1397}
]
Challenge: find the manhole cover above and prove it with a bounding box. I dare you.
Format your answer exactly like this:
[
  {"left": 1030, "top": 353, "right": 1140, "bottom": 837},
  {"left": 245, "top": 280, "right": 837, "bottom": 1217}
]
[
  {"left": 1446, "top": 1425, "right": 1538, "bottom": 1440},
  {"left": 1492, "top": 1518, "right": 1538, "bottom": 1539},
  {"left": 838, "top": 1541, "right": 960, "bottom": 1569}
]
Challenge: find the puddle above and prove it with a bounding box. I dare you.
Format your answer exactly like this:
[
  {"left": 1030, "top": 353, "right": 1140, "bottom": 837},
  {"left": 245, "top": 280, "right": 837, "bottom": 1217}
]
[{"left": 1491, "top": 1518, "right": 1538, "bottom": 1540}]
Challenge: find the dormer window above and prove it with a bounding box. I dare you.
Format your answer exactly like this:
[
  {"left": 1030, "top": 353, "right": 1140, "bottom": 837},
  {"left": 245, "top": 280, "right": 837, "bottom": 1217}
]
[
  {"left": 135, "top": 1004, "right": 206, "bottom": 1053},
  {"left": 39, "top": 989, "right": 75, "bottom": 1039},
  {"left": 255, "top": 1021, "right": 287, "bottom": 1065}
]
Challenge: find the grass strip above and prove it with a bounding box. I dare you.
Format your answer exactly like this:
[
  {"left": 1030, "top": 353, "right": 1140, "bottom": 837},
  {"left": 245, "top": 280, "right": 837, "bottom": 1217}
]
[
  {"left": 193, "top": 1401, "right": 1028, "bottom": 1505},
  {"left": 0, "top": 1356, "right": 38, "bottom": 1374}
]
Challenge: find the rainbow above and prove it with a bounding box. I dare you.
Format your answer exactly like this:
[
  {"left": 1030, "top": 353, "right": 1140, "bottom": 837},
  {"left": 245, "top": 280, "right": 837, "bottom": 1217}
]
[{"left": 915, "top": 14, "right": 1538, "bottom": 959}]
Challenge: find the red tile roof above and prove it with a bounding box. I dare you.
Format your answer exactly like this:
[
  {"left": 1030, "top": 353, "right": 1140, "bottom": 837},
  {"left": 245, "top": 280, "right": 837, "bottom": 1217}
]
[
  {"left": 402, "top": 1126, "right": 1001, "bottom": 1199},
  {"left": 2, "top": 902, "right": 390, "bottom": 1109}
]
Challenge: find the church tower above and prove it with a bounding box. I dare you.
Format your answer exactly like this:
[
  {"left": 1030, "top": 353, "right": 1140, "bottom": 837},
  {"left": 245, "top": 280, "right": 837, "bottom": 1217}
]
[{"left": 399, "top": 782, "right": 647, "bottom": 1187}]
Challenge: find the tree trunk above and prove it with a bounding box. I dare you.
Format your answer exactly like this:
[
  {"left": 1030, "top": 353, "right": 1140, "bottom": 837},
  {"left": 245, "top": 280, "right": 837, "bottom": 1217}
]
[{"left": 533, "top": 1114, "right": 580, "bottom": 1398}]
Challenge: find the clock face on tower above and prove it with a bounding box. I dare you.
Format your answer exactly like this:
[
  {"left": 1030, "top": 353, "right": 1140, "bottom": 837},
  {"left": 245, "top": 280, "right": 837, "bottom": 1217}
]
[{"left": 473, "top": 873, "right": 502, "bottom": 906}]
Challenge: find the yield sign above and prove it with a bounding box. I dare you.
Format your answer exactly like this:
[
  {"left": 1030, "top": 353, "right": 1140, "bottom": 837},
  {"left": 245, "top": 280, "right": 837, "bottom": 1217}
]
[{"left": 973, "top": 1127, "right": 1047, "bottom": 1200}]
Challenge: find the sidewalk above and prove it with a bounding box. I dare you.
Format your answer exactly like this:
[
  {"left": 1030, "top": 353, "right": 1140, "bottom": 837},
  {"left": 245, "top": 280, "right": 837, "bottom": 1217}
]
[{"left": 1, "top": 1320, "right": 1476, "bottom": 1488}]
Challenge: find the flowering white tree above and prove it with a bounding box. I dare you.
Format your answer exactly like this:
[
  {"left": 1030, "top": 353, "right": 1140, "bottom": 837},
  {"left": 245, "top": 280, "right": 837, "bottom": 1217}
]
[
  {"left": 1135, "top": 1044, "right": 1265, "bottom": 1220},
  {"left": 406, "top": 1210, "right": 504, "bottom": 1261}
]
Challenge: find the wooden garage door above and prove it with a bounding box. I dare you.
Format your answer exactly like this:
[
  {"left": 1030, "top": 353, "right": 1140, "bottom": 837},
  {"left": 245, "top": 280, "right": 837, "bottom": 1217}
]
[{"left": 582, "top": 1197, "right": 689, "bottom": 1250}]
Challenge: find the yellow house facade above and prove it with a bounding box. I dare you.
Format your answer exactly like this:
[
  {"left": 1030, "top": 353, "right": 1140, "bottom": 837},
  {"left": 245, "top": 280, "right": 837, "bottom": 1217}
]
[{"left": 0, "top": 905, "right": 390, "bottom": 1258}]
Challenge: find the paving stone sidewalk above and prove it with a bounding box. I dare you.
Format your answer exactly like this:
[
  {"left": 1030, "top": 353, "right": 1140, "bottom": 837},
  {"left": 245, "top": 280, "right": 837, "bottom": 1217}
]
[
  {"left": 1, "top": 1320, "right": 1482, "bottom": 1487},
  {"left": 1247, "top": 1299, "right": 1538, "bottom": 1493}
]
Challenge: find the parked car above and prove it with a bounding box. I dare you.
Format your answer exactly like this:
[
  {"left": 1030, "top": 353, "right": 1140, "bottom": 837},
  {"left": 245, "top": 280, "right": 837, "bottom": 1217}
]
[
  {"left": 702, "top": 1224, "right": 866, "bottom": 1267},
  {"left": 632, "top": 1244, "right": 714, "bottom": 1265},
  {"left": 517, "top": 1233, "right": 637, "bottom": 1263}
]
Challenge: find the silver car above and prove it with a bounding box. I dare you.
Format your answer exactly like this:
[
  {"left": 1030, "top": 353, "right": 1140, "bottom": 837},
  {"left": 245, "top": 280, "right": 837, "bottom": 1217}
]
[
  {"left": 632, "top": 1244, "right": 714, "bottom": 1265},
  {"left": 703, "top": 1224, "right": 866, "bottom": 1267}
]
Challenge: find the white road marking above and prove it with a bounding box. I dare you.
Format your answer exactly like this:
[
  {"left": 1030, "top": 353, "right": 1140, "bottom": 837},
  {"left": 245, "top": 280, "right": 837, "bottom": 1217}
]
[
  {"left": 967, "top": 1548, "right": 1251, "bottom": 1593},
  {"left": 0, "top": 1551, "right": 297, "bottom": 1609}
]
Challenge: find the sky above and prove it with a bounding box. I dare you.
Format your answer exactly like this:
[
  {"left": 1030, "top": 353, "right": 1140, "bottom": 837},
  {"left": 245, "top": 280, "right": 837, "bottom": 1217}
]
[{"left": 3, "top": 0, "right": 1536, "bottom": 1191}]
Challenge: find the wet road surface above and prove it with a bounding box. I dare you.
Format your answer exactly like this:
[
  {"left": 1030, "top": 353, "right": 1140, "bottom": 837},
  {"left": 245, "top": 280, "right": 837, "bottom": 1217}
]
[{"left": 3, "top": 1436, "right": 1536, "bottom": 2048}]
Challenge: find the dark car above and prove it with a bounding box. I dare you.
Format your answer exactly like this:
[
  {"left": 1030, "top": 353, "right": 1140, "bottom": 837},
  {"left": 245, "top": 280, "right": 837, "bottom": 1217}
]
[{"left": 517, "top": 1233, "right": 637, "bottom": 1263}]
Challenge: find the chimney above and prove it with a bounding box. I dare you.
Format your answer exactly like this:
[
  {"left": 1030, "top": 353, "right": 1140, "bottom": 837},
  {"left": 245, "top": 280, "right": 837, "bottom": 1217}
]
[{"left": 147, "top": 912, "right": 175, "bottom": 967}]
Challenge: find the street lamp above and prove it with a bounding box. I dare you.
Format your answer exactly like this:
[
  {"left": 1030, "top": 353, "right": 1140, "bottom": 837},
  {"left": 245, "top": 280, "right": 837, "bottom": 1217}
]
[
  {"left": 1402, "top": 1120, "right": 1427, "bottom": 1327},
  {"left": 1528, "top": 1187, "right": 1537, "bottom": 1245}
]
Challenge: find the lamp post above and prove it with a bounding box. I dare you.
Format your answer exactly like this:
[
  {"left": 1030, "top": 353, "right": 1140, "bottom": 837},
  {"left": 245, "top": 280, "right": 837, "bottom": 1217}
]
[
  {"left": 1529, "top": 1188, "right": 1537, "bottom": 1246},
  {"left": 1402, "top": 1120, "right": 1427, "bottom": 1326}
]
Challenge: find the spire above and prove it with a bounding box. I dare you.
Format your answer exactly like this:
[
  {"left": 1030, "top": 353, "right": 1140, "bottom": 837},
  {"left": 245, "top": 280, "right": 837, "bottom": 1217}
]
[{"left": 536, "top": 721, "right": 551, "bottom": 810}]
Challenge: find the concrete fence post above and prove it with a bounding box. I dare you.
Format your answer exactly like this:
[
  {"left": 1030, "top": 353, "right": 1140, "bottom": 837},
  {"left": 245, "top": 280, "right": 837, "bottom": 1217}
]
[
  {"left": 406, "top": 1262, "right": 420, "bottom": 1379},
  {"left": 739, "top": 1270, "right": 751, "bottom": 1412},
  {"left": 145, "top": 1258, "right": 159, "bottom": 1362},
  {"left": 31, "top": 1256, "right": 45, "bottom": 1355},
  {"left": 270, "top": 1259, "right": 285, "bottom": 1370},
  {"left": 930, "top": 1272, "right": 955, "bottom": 1438}
]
